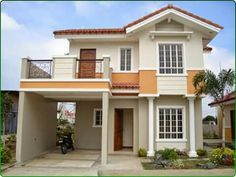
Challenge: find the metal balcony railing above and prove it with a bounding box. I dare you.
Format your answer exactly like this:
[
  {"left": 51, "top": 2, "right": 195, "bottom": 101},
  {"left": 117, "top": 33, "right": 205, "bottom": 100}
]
[
  {"left": 76, "top": 59, "right": 103, "bottom": 78},
  {"left": 28, "top": 60, "right": 52, "bottom": 79}
]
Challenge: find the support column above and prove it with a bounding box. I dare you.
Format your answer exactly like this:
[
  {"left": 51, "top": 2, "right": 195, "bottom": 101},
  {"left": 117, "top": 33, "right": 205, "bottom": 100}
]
[
  {"left": 102, "top": 55, "right": 110, "bottom": 79},
  {"left": 188, "top": 97, "right": 198, "bottom": 157},
  {"left": 147, "top": 97, "right": 155, "bottom": 156},
  {"left": 101, "top": 92, "right": 109, "bottom": 165}
]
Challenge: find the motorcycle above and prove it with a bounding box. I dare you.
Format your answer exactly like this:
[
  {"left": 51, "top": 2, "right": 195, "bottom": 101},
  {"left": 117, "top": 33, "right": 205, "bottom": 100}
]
[{"left": 58, "top": 133, "right": 74, "bottom": 154}]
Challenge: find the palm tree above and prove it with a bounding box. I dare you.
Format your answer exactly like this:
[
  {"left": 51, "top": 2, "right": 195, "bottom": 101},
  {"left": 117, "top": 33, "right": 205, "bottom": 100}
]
[{"left": 193, "top": 69, "right": 234, "bottom": 147}]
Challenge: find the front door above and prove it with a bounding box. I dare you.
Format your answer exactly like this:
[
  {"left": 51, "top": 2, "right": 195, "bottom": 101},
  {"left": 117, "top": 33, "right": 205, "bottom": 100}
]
[
  {"left": 230, "top": 110, "right": 235, "bottom": 141},
  {"left": 114, "top": 109, "right": 123, "bottom": 151},
  {"left": 79, "top": 49, "right": 96, "bottom": 78}
]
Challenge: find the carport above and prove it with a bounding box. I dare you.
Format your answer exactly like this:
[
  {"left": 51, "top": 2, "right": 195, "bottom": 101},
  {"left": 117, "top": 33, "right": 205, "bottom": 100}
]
[{"left": 16, "top": 90, "right": 109, "bottom": 165}]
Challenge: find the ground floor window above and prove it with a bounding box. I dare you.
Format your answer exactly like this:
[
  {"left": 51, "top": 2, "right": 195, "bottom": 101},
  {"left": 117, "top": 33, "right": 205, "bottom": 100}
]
[
  {"left": 93, "top": 109, "right": 102, "bottom": 127},
  {"left": 158, "top": 107, "right": 184, "bottom": 139}
]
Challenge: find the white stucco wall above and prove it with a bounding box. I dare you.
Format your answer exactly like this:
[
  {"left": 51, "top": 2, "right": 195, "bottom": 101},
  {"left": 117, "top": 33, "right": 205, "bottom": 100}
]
[
  {"left": 75, "top": 101, "right": 102, "bottom": 149},
  {"left": 123, "top": 109, "right": 133, "bottom": 147},
  {"left": 69, "top": 42, "right": 139, "bottom": 72},
  {"left": 53, "top": 57, "right": 76, "bottom": 79},
  {"left": 16, "top": 92, "right": 57, "bottom": 162}
]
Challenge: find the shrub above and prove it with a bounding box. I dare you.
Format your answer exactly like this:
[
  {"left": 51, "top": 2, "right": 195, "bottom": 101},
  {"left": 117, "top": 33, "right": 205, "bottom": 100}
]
[
  {"left": 172, "top": 159, "right": 184, "bottom": 168},
  {"left": 175, "top": 149, "right": 188, "bottom": 157},
  {"left": 197, "top": 149, "right": 207, "bottom": 157},
  {"left": 210, "top": 148, "right": 234, "bottom": 165},
  {"left": 225, "top": 142, "right": 235, "bottom": 150},
  {"left": 155, "top": 148, "right": 178, "bottom": 161},
  {"left": 1, "top": 147, "right": 12, "bottom": 164},
  {"left": 138, "top": 148, "right": 147, "bottom": 157}
]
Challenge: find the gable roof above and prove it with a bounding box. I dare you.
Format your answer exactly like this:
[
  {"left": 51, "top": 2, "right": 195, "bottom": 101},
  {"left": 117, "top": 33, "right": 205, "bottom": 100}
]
[
  {"left": 124, "top": 4, "right": 223, "bottom": 30},
  {"left": 54, "top": 4, "right": 223, "bottom": 36}
]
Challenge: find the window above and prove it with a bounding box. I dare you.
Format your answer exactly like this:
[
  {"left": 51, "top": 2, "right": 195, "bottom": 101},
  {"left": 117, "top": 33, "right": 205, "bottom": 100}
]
[
  {"left": 159, "top": 44, "right": 183, "bottom": 74},
  {"left": 120, "top": 48, "right": 131, "bottom": 71},
  {"left": 93, "top": 109, "right": 102, "bottom": 127},
  {"left": 158, "top": 108, "right": 184, "bottom": 139}
]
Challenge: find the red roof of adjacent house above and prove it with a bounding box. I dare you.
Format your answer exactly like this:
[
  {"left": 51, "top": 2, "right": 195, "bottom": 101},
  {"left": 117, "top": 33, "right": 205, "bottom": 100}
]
[
  {"left": 112, "top": 82, "right": 139, "bottom": 89},
  {"left": 53, "top": 4, "right": 223, "bottom": 35},
  {"left": 203, "top": 46, "right": 213, "bottom": 52},
  {"left": 209, "top": 91, "right": 235, "bottom": 106}
]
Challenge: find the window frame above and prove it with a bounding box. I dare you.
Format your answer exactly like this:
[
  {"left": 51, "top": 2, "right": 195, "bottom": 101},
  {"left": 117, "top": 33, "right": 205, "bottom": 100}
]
[
  {"left": 93, "top": 108, "right": 102, "bottom": 128},
  {"left": 118, "top": 46, "right": 133, "bottom": 72},
  {"left": 156, "top": 42, "right": 186, "bottom": 75},
  {"left": 156, "top": 106, "right": 186, "bottom": 142}
]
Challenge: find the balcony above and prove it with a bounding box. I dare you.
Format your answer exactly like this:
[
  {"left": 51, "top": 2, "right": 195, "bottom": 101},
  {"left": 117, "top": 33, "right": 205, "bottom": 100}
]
[
  {"left": 21, "top": 55, "right": 111, "bottom": 80},
  {"left": 76, "top": 59, "right": 103, "bottom": 79},
  {"left": 27, "top": 59, "right": 53, "bottom": 79}
]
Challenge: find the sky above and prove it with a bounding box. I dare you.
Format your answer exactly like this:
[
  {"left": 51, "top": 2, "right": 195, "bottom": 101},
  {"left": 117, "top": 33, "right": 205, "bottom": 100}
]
[{"left": 1, "top": 1, "right": 235, "bottom": 117}]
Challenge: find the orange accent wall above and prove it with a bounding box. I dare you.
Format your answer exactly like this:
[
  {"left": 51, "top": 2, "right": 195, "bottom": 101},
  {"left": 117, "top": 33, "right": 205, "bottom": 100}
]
[
  {"left": 112, "top": 73, "right": 139, "bottom": 83},
  {"left": 20, "top": 81, "right": 110, "bottom": 89},
  {"left": 139, "top": 70, "right": 157, "bottom": 94},
  {"left": 225, "top": 128, "right": 232, "bottom": 142},
  {"left": 187, "top": 70, "right": 203, "bottom": 94},
  {"left": 75, "top": 73, "right": 103, "bottom": 78}
]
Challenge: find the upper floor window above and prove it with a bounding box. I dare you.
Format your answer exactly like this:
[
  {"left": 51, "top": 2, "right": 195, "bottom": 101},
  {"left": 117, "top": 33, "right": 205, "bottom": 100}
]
[
  {"left": 159, "top": 44, "right": 183, "bottom": 74},
  {"left": 120, "top": 48, "right": 131, "bottom": 71}
]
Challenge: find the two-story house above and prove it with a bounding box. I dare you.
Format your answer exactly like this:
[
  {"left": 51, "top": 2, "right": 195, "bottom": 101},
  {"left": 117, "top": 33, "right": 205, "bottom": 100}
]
[{"left": 16, "top": 5, "right": 223, "bottom": 165}]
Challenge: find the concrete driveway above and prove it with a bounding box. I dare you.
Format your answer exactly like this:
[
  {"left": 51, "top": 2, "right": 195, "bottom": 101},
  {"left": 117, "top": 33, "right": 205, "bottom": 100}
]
[
  {"left": 2, "top": 150, "right": 235, "bottom": 176},
  {"left": 3, "top": 149, "right": 101, "bottom": 176}
]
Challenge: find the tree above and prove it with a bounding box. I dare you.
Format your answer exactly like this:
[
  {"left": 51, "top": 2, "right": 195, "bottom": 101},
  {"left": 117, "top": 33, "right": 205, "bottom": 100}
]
[
  {"left": 203, "top": 115, "right": 217, "bottom": 123},
  {"left": 193, "top": 69, "right": 234, "bottom": 147},
  {"left": 1, "top": 92, "right": 13, "bottom": 147}
]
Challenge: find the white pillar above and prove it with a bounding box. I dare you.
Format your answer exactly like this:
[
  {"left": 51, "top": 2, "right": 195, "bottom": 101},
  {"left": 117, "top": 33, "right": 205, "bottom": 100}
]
[
  {"left": 188, "top": 97, "right": 198, "bottom": 157},
  {"left": 101, "top": 92, "right": 109, "bottom": 165},
  {"left": 147, "top": 97, "right": 155, "bottom": 156}
]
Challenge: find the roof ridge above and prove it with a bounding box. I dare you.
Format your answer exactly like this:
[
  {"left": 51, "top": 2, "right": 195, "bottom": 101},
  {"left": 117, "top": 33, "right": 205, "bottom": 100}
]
[
  {"left": 123, "top": 4, "right": 223, "bottom": 29},
  {"left": 54, "top": 4, "right": 223, "bottom": 35}
]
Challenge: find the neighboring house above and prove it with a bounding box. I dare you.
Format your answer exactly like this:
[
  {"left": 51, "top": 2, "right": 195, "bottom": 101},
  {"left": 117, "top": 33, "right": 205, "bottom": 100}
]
[
  {"left": 1, "top": 91, "right": 19, "bottom": 134},
  {"left": 202, "top": 116, "right": 218, "bottom": 138},
  {"left": 209, "top": 91, "right": 235, "bottom": 143},
  {"left": 57, "top": 109, "right": 76, "bottom": 124},
  {"left": 16, "top": 5, "right": 223, "bottom": 165}
]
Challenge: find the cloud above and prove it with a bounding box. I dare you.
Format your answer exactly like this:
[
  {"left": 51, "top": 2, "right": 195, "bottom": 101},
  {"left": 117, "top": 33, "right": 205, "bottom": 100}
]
[
  {"left": 141, "top": 1, "right": 166, "bottom": 14},
  {"left": 73, "top": 1, "right": 117, "bottom": 18},
  {"left": 1, "top": 12, "right": 24, "bottom": 30},
  {"left": 1, "top": 21, "right": 68, "bottom": 90},
  {"left": 204, "top": 46, "right": 235, "bottom": 74}
]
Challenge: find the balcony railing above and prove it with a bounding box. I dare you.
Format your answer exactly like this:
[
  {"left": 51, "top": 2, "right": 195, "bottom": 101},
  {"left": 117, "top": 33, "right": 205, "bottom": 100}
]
[
  {"left": 76, "top": 59, "right": 103, "bottom": 78},
  {"left": 28, "top": 60, "right": 52, "bottom": 79}
]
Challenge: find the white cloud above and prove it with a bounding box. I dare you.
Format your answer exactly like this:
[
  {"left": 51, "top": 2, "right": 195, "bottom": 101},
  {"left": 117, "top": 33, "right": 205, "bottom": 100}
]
[
  {"left": 73, "top": 1, "right": 117, "bottom": 17},
  {"left": 1, "top": 12, "right": 24, "bottom": 31},
  {"left": 141, "top": 1, "right": 165, "bottom": 13},
  {"left": 73, "top": 1, "right": 92, "bottom": 16},
  {"left": 204, "top": 46, "right": 235, "bottom": 74},
  {"left": 1, "top": 24, "right": 68, "bottom": 90}
]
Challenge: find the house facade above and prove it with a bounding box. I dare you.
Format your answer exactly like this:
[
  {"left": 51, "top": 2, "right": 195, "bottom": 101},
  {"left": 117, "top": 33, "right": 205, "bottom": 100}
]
[
  {"left": 209, "top": 92, "right": 235, "bottom": 143},
  {"left": 16, "top": 5, "right": 223, "bottom": 165}
]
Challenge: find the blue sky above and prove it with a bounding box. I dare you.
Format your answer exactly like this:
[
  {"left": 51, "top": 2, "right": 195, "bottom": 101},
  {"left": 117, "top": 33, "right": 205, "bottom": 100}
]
[{"left": 1, "top": 1, "right": 235, "bottom": 116}]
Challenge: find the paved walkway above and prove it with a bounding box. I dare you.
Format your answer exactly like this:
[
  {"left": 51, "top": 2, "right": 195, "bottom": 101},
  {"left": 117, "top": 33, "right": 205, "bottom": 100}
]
[
  {"left": 2, "top": 150, "right": 235, "bottom": 176},
  {"left": 98, "top": 169, "right": 235, "bottom": 176}
]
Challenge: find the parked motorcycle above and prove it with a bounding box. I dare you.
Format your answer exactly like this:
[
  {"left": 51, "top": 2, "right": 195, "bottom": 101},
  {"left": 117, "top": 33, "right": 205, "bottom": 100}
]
[{"left": 58, "top": 133, "right": 74, "bottom": 154}]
